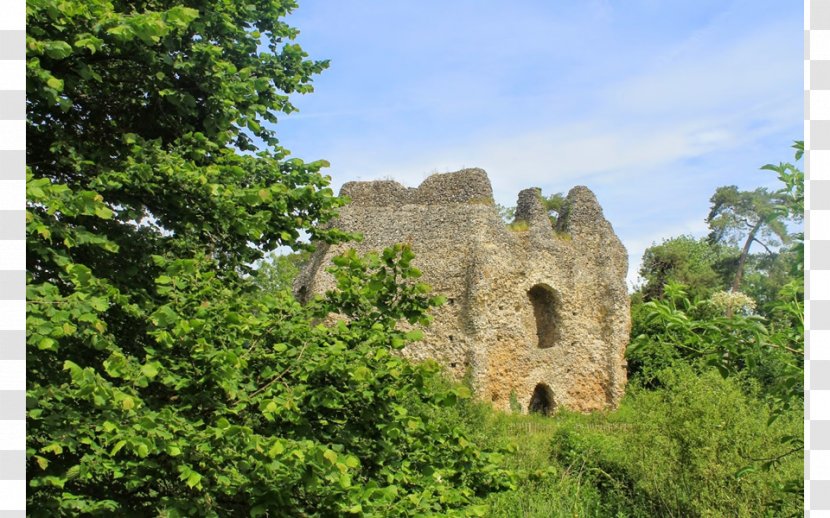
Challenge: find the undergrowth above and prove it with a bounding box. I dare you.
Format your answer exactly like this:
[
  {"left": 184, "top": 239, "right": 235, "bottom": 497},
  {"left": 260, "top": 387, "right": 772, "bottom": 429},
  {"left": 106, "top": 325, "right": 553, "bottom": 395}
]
[{"left": 456, "top": 366, "right": 802, "bottom": 517}]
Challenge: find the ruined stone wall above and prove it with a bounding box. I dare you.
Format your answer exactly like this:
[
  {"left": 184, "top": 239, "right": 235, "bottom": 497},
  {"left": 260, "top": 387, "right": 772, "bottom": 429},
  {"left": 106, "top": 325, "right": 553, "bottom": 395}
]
[{"left": 295, "top": 168, "right": 630, "bottom": 413}]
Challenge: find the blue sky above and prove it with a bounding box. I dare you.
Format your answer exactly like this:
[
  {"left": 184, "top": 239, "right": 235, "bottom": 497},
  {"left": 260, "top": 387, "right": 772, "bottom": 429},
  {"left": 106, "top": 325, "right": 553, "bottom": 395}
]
[{"left": 274, "top": 0, "right": 803, "bottom": 287}]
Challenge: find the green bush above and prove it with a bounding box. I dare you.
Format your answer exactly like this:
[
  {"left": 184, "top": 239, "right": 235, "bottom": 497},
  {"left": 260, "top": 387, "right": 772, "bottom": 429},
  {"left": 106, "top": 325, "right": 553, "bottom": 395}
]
[
  {"left": 551, "top": 367, "right": 802, "bottom": 517},
  {"left": 28, "top": 244, "right": 513, "bottom": 516},
  {"left": 627, "top": 282, "right": 802, "bottom": 405},
  {"left": 26, "top": 0, "right": 515, "bottom": 514},
  {"left": 465, "top": 406, "right": 606, "bottom": 517}
]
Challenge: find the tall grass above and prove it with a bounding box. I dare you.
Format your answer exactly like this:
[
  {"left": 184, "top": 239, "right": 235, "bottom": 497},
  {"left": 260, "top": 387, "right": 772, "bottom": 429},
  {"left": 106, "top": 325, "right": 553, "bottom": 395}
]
[{"left": 457, "top": 366, "right": 802, "bottom": 517}]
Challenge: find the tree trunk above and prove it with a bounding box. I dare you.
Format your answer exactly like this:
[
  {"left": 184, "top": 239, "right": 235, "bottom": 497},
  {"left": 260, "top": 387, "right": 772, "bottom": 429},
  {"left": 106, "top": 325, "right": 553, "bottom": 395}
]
[{"left": 731, "top": 219, "right": 764, "bottom": 294}]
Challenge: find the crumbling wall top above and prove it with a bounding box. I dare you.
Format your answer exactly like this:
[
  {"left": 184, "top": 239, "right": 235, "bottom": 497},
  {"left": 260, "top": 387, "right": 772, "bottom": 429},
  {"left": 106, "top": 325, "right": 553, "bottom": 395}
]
[
  {"left": 514, "top": 188, "right": 549, "bottom": 227},
  {"left": 340, "top": 168, "right": 494, "bottom": 206},
  {"left": 555, "top": 185, "right": 610, "bottom": 237}
]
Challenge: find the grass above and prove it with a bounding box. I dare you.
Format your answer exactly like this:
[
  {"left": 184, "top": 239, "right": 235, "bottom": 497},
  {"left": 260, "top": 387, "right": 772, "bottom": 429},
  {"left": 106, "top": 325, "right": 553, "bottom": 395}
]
[
  {"left": 456, "top": 367, "right": 803, "bottom": 517},
  {"left": 508, "top": 220, "right": 529, "bottom": 232},
  {"left": 473, "top": 412, "right": 606, "bottom": 517},
  {"left": 505, "top": 220, "right": 572, "bottom": 241}
]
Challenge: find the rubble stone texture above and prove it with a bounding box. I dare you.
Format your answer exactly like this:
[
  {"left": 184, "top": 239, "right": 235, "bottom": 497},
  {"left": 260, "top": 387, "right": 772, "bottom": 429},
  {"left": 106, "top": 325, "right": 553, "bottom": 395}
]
[{"left": 295, "top": 169, "right": 631, "bottom": 413}]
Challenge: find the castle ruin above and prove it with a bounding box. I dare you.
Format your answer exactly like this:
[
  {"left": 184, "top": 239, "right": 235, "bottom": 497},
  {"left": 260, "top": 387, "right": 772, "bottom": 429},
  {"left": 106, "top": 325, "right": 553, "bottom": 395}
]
[{"left": 295, "top": 169, "right": 630, "bottom": 413}]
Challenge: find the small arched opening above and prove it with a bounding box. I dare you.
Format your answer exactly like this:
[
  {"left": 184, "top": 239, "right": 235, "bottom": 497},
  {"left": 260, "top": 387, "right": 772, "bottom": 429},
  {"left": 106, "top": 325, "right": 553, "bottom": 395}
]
[
  {"left": 527, "top": 284, "right": 560, "bottom": 349},
  {"left": 529, "top": 383, "right": 555, "bottom": 416}
]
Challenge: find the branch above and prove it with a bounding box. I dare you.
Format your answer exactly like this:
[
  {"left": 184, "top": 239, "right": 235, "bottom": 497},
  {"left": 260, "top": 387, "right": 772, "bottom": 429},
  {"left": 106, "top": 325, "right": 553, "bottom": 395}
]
[
  {"left": 249, "top": 342, "right": 308, "bottom": 399},
  {"left": 751, "top": 237, "right": 774, "bottom": 255},
  {"left": 766, "top": 340, "right": 803, "bottom": 356},
  {"left": 745, "top": 446, "right": 802, "bottom": 464}
]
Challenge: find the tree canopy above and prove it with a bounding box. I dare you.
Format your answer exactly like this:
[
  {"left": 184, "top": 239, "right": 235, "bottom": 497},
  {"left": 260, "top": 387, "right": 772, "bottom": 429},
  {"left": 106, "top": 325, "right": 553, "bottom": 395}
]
[
  {"left": 637, "top": 235, "right": 737, "bottom": 302},
  {"left": 26, "top": 1, "right": 510, "bottom": 515},
  {"left": 706, "top": 186, "right": 789, "bottom": 293}
]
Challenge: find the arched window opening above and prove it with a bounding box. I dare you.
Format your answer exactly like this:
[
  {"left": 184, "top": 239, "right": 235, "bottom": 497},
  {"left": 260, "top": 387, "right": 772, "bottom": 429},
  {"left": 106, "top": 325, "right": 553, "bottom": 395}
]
[
  {"left": 529, "top": 383, "right": 555, "bottom": 416},
  {"left": 527, "top": 284, "right": 560, "bottom": 349}
]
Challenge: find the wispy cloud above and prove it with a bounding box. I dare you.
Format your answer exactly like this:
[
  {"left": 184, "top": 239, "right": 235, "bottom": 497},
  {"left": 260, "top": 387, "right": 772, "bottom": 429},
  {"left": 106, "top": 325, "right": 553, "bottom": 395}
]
[{"left": 277, "top": 0, "right": 802, "bottom": 286}]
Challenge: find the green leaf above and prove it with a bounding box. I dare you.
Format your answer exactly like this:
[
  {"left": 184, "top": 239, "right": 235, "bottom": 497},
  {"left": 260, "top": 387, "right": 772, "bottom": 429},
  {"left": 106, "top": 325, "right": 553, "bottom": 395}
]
[
  {"left": 37, "top": 337, "right": 57, "bottom": 351},
  {"left": 338, "top": 473, "right": 351, "bottom": 488},
  {"left": 41, "top": 443, "right": 63, "bottom": 455},
  {"left": 185, "top": 471, "right": 202, "bottom": 488},
  {"left": 343, "top": 456, "right": 359, "bottom": 469},
  {"left": 44, "top": 41, "right": 73, "bottom": 59},
  {"left": 110, "top": 440, "right": 127, "bottom": 456},
  {"left": 46, "top": 76, "right": 64, "bottom": 91},
  {"left": 89, "top": 297, "right": 109, "bottom": 312},
  {"left": 323, "top": 449, "right": 337, "bottom": 464},
  {"left": 135, "top": 443, "right": 149, "bottom": 458},
  {"left": 35, "top": 456, "right": 49, "bottom": 470},
  {"left": 106, "top": 24, "right": 134, "bottom": 41},
  {"left": 94, "top": 204, "right": 114, "bottom": 219},
  {"left": 140, "top": 362, "right": 160, "bottom": 379},
  {"left": 65, "top": 465, "right": 81, "bottom": 480},
  {"left": 165, "top": 6, "right": 200, "bottom": 27},
  {"left": 267, "top": 441, "right": 284, "bottom": 458},
  {"left": 405, "top": 330, "right": 424, "bottom": 341}
]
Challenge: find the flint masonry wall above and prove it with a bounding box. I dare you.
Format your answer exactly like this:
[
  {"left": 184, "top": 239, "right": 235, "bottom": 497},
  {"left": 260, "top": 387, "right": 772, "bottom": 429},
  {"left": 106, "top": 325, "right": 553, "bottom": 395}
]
[{"left": 295, "top": 168, "right": 630, "bottom": 413}]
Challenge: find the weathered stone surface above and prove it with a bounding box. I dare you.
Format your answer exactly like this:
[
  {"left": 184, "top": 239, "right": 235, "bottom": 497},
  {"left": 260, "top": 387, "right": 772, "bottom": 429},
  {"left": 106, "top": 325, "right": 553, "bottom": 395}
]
[{"left": 295, "top": 168, "right": 630, "bottom": 413}]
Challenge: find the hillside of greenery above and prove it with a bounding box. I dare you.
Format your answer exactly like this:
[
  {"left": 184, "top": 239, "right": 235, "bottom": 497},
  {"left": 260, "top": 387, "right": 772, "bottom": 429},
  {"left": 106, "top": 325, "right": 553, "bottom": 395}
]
[{"left": 27, "top": 0, "right": 802, "bottom": 516}]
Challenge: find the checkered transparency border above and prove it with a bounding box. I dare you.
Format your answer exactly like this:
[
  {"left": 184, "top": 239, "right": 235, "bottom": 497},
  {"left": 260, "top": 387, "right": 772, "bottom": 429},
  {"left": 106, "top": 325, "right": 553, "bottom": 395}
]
[
  {"left": 0, "top": 0, "right": 25, "bottom": 514},
  {"left": 808, "top": 1, "right": 830, "bottom": 516}
]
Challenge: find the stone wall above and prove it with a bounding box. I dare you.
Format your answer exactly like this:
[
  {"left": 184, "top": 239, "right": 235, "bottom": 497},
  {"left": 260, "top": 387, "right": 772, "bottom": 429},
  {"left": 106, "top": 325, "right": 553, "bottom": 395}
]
[{"left": 295, "top": 168, "right": 630, "bottom": 413}]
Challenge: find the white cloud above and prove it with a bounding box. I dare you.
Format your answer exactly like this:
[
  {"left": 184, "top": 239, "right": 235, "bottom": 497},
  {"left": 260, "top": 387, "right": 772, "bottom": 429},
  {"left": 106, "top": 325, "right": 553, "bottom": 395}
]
[{"left": 279, "top": 1, "right": 800, "bottom": 295}]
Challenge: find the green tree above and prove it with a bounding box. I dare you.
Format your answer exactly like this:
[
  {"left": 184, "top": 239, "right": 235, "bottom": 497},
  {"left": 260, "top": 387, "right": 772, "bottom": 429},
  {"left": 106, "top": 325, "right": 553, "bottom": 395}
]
[
  {"left": 706, "top": 186, "right": 789, "bottom": 293},
  {"left": 637, "top": 235, "right": 737, "bottom": 301},
  {"left": 741, "top": 247, "right": 801, "bottom": 312},
  {"left": 542, "top": 192, "right": 566, "bottom": 226},
  {"left": 497, "top": 191, "right": 565, "bottom": 226},
  {"left": 27, "top": 1, "right": 510, "bottom": 515},
  {"left": 761, "top": 141, "right": 805, "bottom": 278},
  {"left": 254, "top": 250, "right": 310, "bottom": 294}
]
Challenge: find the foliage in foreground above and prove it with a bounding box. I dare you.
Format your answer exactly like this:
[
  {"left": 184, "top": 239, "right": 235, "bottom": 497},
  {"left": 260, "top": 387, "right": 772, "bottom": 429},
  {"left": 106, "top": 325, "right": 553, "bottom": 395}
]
[
  {"left": 28, "top": 244, "right": 512, "bottom": 516},
  {"left": 26, "top": 0, "right": 511, "bottom": 514},
  {"left": 551, "top": 369, "right": 802, "bottom": 517},
  {"left": 471, "top": 368, "right": 802, "bottom": 517},
  {"left": 627, "top": 281, "right": 803, "bottom": 406}
]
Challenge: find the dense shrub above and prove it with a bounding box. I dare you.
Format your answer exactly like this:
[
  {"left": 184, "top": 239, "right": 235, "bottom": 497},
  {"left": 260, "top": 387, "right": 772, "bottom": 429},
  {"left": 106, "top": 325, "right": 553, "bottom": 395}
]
[
  {"left": 26, "top": 0, "right": 513, "bottom": 514},
  {"left": 627, "top": 282, "right": 802, "bottom": 405},
  {"left": 551, "top": 367, "right": 802, "bottom": 517},
  {"left": 28, "top": 244, "right": 513, "bottom": 516}
]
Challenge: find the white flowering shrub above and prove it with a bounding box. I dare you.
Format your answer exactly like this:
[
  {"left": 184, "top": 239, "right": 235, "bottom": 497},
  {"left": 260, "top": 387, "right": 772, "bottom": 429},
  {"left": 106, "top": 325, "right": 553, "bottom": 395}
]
[{"left": 710, "top": 290, "right": 757, "bottom": 316}]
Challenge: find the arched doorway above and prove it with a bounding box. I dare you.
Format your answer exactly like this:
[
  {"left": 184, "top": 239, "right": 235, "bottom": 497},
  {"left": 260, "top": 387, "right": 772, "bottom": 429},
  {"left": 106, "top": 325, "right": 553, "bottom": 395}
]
[
  {"left": 527, "top": 284, "right": 560, "bottom": 349},
  {"left": 529, "top": 383, "right": 555, "bottom": 416}
]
